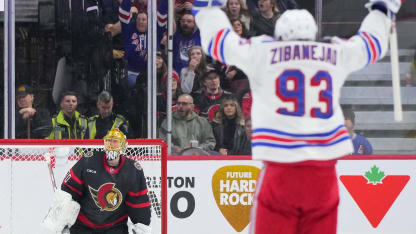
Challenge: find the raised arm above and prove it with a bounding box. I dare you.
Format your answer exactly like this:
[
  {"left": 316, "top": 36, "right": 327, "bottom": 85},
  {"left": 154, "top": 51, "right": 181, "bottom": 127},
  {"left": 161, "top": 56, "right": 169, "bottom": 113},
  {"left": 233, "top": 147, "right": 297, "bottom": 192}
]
[
  {"left": 195, "top": 7, "right": 256, "bottom": 76},
  {"left": 333, "top": 0, "right": 401, "bottom": 72}
]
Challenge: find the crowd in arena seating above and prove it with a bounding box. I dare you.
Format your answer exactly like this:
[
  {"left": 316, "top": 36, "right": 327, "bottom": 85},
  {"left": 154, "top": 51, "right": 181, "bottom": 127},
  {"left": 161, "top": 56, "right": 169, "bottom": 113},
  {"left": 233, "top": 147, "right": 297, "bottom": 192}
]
[{"left": 16, "top": 0, "right": 301, "bottom": 155}]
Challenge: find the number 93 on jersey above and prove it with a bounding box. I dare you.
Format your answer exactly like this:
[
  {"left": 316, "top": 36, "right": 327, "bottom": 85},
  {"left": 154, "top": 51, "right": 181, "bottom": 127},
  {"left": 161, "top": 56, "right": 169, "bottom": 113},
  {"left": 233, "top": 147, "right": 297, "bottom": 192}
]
[{"left": 275, "top": 69, "right": 333, "bottom": 119}]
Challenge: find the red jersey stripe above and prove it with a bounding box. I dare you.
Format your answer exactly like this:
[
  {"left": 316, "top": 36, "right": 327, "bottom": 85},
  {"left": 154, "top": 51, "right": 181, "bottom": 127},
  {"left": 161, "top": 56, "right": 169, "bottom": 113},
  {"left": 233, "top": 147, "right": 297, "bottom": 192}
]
[
  {"left": 125, "top": 201, "right": 151, "bottom": 208},
  {"left": 70, "top": 168, "right": 84, "bottom": 185},
  {"left": 63, "top": 181, "right": 82, "bottom": 196},
  {"left": 128, "top": 189, "right": 148, "bottom": 197},
  {"left": 77, "top": 212, "right": 128, "bottom": 229}
]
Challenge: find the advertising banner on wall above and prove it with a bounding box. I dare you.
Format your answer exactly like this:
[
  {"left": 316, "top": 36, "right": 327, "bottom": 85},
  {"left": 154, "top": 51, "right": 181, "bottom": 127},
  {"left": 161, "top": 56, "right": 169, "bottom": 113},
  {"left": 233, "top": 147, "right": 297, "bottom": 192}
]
[
  {"left": 167, "top": 160, "right": 263, "bottom": 234},
  {"left": 1, "top": 156, "right": 416, "bottom": 234},
  {"left": 166, "top": 158, "right": 416, "bottom": 234}
]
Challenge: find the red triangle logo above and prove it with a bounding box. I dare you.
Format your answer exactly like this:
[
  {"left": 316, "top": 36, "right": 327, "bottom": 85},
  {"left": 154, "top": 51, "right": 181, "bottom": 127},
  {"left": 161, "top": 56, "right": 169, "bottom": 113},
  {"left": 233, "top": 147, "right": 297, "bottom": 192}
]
[{"left": 340, "top": 175, "right": 410, "bottom": 228}]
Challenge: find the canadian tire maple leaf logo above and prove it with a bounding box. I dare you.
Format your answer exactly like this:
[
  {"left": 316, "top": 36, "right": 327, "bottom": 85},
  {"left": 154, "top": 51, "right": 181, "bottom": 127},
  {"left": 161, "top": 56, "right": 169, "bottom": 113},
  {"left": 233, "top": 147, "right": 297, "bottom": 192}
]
[
  {"left": 364, "top": 165, "right": 385, "bottom": 184},
  {"left": 340, "top": 166, "right": 409, "bottom": 228}
]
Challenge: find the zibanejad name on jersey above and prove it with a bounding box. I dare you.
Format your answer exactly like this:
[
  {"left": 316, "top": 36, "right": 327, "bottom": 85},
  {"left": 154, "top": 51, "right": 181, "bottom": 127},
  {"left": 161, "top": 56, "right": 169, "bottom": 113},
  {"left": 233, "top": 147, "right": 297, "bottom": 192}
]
[{"left": 270, "top": 43, "right": 337, "bottom": 66}]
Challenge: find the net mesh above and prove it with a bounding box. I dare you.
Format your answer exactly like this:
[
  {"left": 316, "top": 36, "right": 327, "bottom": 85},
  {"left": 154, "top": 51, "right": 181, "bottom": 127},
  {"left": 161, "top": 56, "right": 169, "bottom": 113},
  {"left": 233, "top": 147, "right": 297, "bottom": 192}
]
[{"left": 0, "top": 142, "right": 162, "bottom": 164}]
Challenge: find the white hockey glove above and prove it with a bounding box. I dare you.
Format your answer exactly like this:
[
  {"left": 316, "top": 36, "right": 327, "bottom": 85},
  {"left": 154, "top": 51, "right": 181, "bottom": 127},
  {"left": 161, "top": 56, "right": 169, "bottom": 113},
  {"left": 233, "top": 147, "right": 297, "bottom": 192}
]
[
  {"left": 192, "top": 0, "right": 227, "bottom": 15},
  {"left": 43, "top": 190, "right": 80, "bottom": 233},
  {"left": 365, "top": 0, "right": 401, "bottom": 14},
  {"left": 130, "top": 222, "right": 152, "bottom": 234}
]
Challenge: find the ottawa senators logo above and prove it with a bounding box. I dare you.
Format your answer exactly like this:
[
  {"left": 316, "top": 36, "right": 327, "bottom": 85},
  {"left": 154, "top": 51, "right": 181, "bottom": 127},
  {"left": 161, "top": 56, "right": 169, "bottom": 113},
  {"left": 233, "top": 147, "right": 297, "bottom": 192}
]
[{"left": 89, "top": 183, "right": 122, "bottom": 211}]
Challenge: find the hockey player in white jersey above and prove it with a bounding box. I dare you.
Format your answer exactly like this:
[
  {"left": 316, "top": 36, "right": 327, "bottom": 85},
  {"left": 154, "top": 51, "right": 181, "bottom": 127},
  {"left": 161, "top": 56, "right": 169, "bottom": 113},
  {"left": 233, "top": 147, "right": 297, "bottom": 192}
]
[{"left": 194, "top": 0, "right": 402, "bottom": 233}]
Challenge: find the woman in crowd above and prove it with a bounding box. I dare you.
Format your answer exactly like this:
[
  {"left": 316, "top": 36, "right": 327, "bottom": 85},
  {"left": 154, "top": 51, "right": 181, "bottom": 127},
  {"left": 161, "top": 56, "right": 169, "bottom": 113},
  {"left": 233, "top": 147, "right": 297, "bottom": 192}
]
[
  {"left": 156, "top": 50, "right": 168, "bottom": 93},
  {"left": 225, "top": 0, "right": 252, "bottom": 33},
  {"left": 180, "top": 46, "right": 209, "bottom": 94},
  {"left": 211, "top": 96, "right": 248, "bottom": 155},
  {"left": 231, "top": 18, "right": 250, "bottom": 39},
  {"left": 157, "top": 71, "right": 182, "bottom": 125},
  {"left": 250, "top": 0, "right": 280, "bottom": 36}
]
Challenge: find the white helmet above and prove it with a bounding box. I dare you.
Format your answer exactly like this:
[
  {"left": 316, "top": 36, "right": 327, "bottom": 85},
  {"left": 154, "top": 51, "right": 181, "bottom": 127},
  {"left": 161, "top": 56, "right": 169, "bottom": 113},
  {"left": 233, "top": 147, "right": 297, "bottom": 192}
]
[{"left": 274, "top": 9, "right": 317, "bottom": 41}]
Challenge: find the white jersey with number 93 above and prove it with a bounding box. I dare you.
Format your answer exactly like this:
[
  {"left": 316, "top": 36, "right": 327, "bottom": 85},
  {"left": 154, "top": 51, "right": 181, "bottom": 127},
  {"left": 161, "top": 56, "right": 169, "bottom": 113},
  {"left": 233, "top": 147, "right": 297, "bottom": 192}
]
[{"left": 196, "top": 8, "right": 391, "bottom": 163}]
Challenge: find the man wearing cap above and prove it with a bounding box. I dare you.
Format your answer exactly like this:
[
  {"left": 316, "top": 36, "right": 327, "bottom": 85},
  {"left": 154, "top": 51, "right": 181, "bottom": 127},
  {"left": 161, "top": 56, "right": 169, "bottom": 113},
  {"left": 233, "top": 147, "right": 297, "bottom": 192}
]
[
  {"left": 192, "top": 69, "right": 233, "bottom": 120},
  {"left": 46, "top": 91, "right": 88, "bottom": 139},
  {"left": 15, "top": 84, "right": 51, "bottom": 139}
]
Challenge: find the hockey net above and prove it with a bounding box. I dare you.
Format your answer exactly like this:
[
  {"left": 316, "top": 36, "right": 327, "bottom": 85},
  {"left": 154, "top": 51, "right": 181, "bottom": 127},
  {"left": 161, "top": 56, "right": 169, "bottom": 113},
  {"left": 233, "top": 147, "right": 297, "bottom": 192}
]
[{"left": 0, "top": 139, "right": 167, "bottom": 234}]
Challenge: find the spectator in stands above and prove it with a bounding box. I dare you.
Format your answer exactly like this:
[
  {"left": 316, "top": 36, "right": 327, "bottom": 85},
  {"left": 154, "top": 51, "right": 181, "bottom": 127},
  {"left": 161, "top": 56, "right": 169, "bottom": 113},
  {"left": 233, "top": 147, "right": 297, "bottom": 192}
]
[
  {"left": 180, "top": 46, "right": 209, "bottom": 94},
  {"left": 175, "top": 0, "right": 194, "bottom": 18},
  {"left": 239, "top": 88, "right": 252, "bottom": 117},
  {"left": 87, "top": 91, "right": 130, "bottom": 139},
  {"left": 156, "top": 50, "right": 168, "bottom": 93},
  {"left": 211, "top": 96, "right": 248, "bottom": 155},
  {"left": 405, "top": 52, "right": 416, "bottom": 87},
  {"left": 231, "top": 19, "right": 251, "bottom": 39},
  {"left": 193, "top": 68, "right": 233, "bottom": 120},
  {"left": 343, "top": 109, "right": 373, "bottom": 155},
  {"left": 15, "top": 84, "right": 51, "bottom": 139},
  {"left": 173, "top": 12, "right": 201, "bottom": 74},
  {"left": 220, "top": 49, "right": 250, "bottom": 94},
  {"left": 250, "top": 0, "right": 281, "bottom": 36},
  {"left": 225, "top": 0, "right": 252, "bottom": 33},
  {"left": 157, "top": 71, "right": 182, "bottom": 125},
  {"left": 119, "top": 0, "right": 149, "bottom": 95},
  {"left": 46, "top": 91, "right": 88, "bottom": 139},
  {"left": 159, "top": 94, "right": 216, "bottom": 155},
  {"left": 246, "top": 0, "right": 297, "bottom": 16},
  {"left": 240, "top": 115, "right": 253, "bottom": 155}
]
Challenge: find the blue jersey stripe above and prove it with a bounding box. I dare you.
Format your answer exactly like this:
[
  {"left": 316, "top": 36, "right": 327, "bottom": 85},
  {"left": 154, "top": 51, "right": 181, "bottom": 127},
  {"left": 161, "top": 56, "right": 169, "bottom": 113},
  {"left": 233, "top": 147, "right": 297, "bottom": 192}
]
[
  {"left": 252, "top": 136, "right": 350, "bottom": 149},
  {"left": 220, "top": 29, "right": 230, "bottom": 64},
  {"left": 193, "top": 0, "right": 209, "bottom": 7},
  {"left": 357, "top": 33, "right": 371, "bottom": 66},
  {"left": 253, "top": 125, "right": 345, "bottom": 138},
  {"left": 207, "top": 40, "right": 213, "bottom": 58}
]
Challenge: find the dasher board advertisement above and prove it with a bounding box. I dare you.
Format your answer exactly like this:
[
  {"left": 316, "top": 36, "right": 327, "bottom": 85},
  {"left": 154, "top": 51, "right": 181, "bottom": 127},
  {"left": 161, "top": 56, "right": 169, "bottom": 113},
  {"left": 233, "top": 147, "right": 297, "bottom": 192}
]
[
  {"left": 1, "top": 155, "right": 416, "bottom": 233},
  {"left": 167, "top": 156, "right": 415, "bottom": 234}
]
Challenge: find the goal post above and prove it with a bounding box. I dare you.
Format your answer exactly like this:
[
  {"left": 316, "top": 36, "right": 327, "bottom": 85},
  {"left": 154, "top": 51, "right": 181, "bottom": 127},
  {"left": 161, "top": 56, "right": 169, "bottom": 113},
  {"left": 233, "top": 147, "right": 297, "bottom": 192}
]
[{"left": 0, "top": 139, "right": 167, "bottom": 234}]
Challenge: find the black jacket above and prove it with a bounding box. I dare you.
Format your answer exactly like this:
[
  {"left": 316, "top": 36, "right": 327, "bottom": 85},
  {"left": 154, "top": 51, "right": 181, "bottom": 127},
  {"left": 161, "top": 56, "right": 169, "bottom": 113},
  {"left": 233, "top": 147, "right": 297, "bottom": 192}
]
[
  {"left": 212, "top": 120, "right": 248, "bottom": 155},
  {"left": 62, "top": 151, "right": 151, "bottom": 230},
  {"left": 15, "top": 107, "right": 51, "bottom": 139}
]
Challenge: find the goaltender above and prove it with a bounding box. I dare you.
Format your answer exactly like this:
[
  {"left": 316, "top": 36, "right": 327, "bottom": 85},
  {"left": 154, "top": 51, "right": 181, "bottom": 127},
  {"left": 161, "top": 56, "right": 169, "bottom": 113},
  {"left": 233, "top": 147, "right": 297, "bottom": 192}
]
[{"left": 43, "top": 128, "right": 151, "bottom": 234}]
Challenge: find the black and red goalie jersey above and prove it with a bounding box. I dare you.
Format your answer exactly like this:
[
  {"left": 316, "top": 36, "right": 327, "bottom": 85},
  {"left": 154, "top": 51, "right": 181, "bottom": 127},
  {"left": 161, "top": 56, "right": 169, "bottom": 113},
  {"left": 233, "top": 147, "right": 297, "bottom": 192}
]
[{"left": 61, "top": 151, "right": 151, "bottom": 230}]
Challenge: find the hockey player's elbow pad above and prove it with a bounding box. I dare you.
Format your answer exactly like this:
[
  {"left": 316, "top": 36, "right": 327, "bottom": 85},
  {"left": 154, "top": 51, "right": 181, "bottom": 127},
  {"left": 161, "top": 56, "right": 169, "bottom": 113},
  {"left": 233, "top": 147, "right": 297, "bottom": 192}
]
[{"left": 365, "top": 0, "right": 401, "bottom": 14}]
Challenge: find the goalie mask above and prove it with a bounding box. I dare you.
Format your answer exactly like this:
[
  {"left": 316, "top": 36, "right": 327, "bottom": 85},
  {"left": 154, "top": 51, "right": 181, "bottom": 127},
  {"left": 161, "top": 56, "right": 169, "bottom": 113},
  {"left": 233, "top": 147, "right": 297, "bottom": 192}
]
[
  {"left": 104, "top": 128, "right": 127, "bottom": 160},
  {"left": 274, "top": 9, "right": 317, "bottom": 41}
]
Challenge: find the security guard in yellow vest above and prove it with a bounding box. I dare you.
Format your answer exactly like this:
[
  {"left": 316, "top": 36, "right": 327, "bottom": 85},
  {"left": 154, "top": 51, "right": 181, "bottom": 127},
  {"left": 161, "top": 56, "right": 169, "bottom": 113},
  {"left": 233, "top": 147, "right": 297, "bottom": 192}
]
[
  {"left": 87, "top": 91, "right": 130, "bottom": 139},
  {"left": 46, "top": 91, "right": 88, "bottom": 139}
]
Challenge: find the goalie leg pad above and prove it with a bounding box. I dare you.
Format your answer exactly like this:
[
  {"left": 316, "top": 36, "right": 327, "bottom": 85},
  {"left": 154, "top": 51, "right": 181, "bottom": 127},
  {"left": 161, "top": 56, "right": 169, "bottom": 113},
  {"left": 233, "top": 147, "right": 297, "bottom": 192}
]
[{"left": 43, "top": 190, "right": 80, "bottom": 232}]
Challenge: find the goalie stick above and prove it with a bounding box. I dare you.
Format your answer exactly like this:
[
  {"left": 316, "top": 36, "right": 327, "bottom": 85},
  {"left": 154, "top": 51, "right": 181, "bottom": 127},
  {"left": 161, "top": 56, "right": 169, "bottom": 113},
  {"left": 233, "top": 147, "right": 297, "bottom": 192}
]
[
  {"left": 43, "top": 149, "right": 71, "bottom": 234},
  {"left": 390, "top": 16, "right": 403, "bottom": 122},
  {"left": 44, "top": 149, "right": 57, "bottom": 192}
]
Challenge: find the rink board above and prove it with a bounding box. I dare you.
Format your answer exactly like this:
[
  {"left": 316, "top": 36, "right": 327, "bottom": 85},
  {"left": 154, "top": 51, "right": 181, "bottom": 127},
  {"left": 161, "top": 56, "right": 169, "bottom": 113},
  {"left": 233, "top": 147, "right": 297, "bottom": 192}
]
[{"left": 1, "top": 156, "right": 416, "bottom": 234}]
